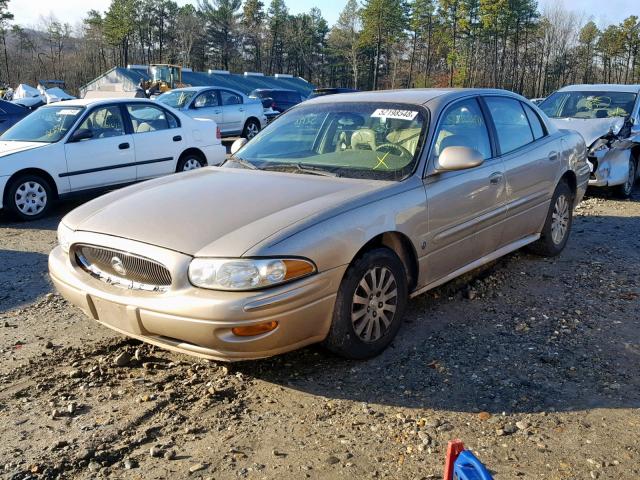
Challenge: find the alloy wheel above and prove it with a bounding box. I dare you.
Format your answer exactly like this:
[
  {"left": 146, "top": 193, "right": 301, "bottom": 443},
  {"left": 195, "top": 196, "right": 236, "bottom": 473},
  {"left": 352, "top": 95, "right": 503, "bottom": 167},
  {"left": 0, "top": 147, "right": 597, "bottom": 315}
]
[
  {"left": 182, "top": 158, "right": 202, "bottom": 171},
  {"left": 551, "top": 194, "right": 569, "bottom": 245},
  {"left": 351, "top": 266, "right": 398, "bottom": 343},
  {"left": 246, "top": 123, "right": 259, "bottom": 139},
  {"left": 14, "top": 181, "right": 47, "bottom": 216},
  {"left": 624, "top": 160, "right": 636, "bottom": 196}
]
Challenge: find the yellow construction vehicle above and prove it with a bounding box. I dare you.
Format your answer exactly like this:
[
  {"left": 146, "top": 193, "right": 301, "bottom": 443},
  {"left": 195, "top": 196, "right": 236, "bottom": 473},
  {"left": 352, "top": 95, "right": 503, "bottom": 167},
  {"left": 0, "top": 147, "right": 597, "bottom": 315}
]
[{"left": 142, "top": 64, "right": 190, "bottom": 97}]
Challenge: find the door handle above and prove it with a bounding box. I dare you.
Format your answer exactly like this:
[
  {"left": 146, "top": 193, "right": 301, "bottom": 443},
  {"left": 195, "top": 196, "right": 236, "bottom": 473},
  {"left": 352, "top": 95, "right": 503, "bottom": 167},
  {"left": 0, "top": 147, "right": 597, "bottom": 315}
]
[
  {"left": 214, "top": 110, "right": 222, "bottom": 114},
  {"left": 118, "top": 142, "right": 130, "bottom": 150},
  {"left": 238, "top": 107, "right": 244, "bottom": 112},
  {"left": 173, "top": 135, "right": 182, "bottom": 142},
  {"left": 489, "top": 172, "right": 504, "bottom": 185},
  {"left": 548, "top": 151, "right": 559, "bottom": 161}
]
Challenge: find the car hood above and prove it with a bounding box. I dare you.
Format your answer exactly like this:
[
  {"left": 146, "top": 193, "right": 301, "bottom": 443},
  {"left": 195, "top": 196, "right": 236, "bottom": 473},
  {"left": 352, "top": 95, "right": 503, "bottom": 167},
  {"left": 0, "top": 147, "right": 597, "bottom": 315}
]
[
  {"left": 64, "top": 167, "right": 387, "bottom": 257},
  {"left": 549, "top": 117, "right": 625, "bottom": 146},
  {"left": 0, "top": 141, "right": 48, "bottom": 157}
]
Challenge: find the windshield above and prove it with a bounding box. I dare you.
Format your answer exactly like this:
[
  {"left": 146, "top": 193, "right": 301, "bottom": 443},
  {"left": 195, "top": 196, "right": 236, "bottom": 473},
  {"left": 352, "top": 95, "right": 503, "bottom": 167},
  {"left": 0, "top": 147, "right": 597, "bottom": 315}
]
[
  {"left": 232, "top": 102, "right": 427, "bottom": 180},
  {"left": 0, "top": 105, "right": 83, "bottom": 143},
  {"left": 540, "top": 91, "right": 637, "bottom": 119},
  {"left": 156, "top": 90, "right": 196, "bottom": 109}
]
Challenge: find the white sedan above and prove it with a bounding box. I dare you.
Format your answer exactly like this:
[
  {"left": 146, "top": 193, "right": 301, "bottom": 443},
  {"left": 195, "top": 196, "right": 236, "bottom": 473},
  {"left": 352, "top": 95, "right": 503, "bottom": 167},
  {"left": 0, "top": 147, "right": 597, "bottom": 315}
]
[{"left": 0, "top": 98, "right": 226, "bottom": 220}]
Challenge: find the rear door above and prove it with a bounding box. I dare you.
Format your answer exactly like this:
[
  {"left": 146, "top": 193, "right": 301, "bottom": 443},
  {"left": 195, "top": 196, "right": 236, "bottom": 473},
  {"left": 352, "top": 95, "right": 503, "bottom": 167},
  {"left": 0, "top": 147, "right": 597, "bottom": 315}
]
[
  {"left": 484, "top": 97, "right": 561, "bottom": 246},
  {"left": 423, "top": 97, "right": 507, "bottom": 284},
  {"left": 64, "top": 104, "right": 136, "bottom": 190},
  {"left": 186, "top": 90, "right": 223, "bottom": 130},
  {"left": 125, "top": 103, "right": 183, "bottom": 180},
  {"left": 219, "top": 90, "right": 244, "bottom": 134}
]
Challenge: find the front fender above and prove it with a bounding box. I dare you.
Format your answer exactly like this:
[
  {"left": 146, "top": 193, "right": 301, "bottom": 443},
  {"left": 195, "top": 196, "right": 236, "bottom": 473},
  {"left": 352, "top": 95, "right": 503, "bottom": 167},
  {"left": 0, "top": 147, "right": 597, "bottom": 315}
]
[
  {"left": 605, "top": 148, "right": 632, "bottom": 187},
  {"left": 245, "top": 181, "right": 428, "bottom": 273}
]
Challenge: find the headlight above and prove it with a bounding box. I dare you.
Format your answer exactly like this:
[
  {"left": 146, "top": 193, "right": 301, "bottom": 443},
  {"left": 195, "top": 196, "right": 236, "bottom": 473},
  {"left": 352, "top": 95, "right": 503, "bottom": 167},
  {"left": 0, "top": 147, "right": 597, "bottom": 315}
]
[
  {"left": 188, "top": 258, "right": 316, "bottom": 290},
  {"left": 57, "top": 222, "right": 74, "bottom": 254}
]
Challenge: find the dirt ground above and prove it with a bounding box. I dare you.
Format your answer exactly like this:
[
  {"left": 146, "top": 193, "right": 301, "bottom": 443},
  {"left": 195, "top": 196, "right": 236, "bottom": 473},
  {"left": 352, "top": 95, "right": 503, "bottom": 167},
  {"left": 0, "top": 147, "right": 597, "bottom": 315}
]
[{"left": 1, "top": 189, "right": 639, "bottom": 480}]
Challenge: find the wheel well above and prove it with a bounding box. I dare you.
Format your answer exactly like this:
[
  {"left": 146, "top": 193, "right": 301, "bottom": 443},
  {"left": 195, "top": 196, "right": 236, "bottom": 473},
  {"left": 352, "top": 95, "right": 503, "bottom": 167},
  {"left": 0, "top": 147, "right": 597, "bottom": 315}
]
[
  {"left": 631, "top": 145, "right": 640, "bottom": 166},
  {"left": 244, "top": 117, "right": 260, "bottom": 128},
  {"left": 353, "top": 232, "right": 419, "bottom": 291},
  {"left": 560, "top": 170, "right": 577, "bottom": 197},
  {"left": 4, "top": 168, "right": 59, "bottom": 202},
  {"left": 178, "top": 148, "right": 206, "bottom": 166}
]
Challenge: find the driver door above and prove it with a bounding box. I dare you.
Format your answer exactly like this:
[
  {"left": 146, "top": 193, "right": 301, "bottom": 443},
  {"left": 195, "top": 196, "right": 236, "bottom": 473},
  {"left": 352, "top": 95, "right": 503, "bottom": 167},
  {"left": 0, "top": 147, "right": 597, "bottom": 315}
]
[
  {"left": 186, "top": 90, "right": 223, "bottom": 129},
  {"left": 63, "top": 105, "right": 135, "bottom": 191},
  {"left": 422, "top": 97, "right": 507, "bottom": 285}
]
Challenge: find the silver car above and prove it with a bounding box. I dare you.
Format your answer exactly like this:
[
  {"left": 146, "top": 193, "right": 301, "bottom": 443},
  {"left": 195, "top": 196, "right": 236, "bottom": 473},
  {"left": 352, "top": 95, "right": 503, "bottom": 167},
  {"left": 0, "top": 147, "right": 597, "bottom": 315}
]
[
  {"left": 49, "top": 88, "right": 589, "bottom": 361},
  {"left": 540, "top": 84, "right": 640, "bottom": 197},
  {"left": 156, "top": 87, "right": 267, "bottom": 139}
]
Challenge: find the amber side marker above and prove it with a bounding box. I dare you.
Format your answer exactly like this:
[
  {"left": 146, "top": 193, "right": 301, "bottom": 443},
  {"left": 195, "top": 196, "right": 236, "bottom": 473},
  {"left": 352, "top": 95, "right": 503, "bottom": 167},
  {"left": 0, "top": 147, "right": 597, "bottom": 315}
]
[{"left": 232, "top": 321, "right": 279, "bottom": 337}]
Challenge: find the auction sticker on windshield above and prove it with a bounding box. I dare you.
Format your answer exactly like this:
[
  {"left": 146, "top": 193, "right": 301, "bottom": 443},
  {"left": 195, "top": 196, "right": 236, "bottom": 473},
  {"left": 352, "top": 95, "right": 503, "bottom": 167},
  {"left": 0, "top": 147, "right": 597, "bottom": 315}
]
[
  {"left": 371, "top": 109, "right": 418, "bottom": 121},
  {"left": 57, "top": 109, "right": 81, "bottom": 115}
]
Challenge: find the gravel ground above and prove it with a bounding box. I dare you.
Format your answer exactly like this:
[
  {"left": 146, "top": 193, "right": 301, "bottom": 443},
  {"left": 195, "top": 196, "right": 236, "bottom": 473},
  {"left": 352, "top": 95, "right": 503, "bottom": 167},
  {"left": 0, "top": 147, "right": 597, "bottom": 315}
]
[{"left": 1, "top": 190, "right": 639, "bottom": 480}]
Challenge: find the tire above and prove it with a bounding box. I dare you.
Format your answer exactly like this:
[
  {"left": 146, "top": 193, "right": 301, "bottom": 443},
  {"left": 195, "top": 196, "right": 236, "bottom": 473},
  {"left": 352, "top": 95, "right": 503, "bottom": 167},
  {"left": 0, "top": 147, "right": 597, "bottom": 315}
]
[
  {"left": 613, "top": 158, "right": 636, "bottom": 199},
  {"left": 5, "top": 174, "right": 54, "bottom": 221},
  {"left": 323, "top": 248, "right": 408, "bottom": 359},
  {"left": 527, "top": 181, "right": 574, "bottom": 257},
  {"left": 176, "top": 153, "right": 206, "bottom": 172},
  {"left": 242, "top": 119, "right": 260, "bottom": 140}
]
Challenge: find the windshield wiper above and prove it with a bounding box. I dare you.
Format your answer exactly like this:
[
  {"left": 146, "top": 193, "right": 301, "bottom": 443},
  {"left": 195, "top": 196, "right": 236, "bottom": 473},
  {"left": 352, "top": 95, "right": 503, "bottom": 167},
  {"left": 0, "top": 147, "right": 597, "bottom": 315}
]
[
  {"left": 261, "top": 162, "right": 339, "bottom": 177},
  {"left": 221, "top": 156, "right": 257, "bottom": 170}
]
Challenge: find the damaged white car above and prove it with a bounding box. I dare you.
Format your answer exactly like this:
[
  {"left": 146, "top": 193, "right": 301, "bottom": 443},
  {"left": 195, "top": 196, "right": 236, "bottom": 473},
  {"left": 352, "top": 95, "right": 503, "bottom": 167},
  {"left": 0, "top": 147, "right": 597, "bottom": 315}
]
[{"left": 540, "top": 84, "right": 640, "bottom": 198}]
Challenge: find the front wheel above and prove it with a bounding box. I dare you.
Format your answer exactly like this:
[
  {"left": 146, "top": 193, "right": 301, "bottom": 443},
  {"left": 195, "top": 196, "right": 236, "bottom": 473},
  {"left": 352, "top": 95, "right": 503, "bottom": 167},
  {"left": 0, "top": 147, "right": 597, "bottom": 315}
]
[
  {"left": 323, "top": 248, "right": 408, "bottom": 359},
  {"left": 242, "top": 119, "right": 260, "bottom": 140},
  {"left": 527, "top": 181, "right": 573, "bottom": 257},
  {"left": 5, "top": 174, "right": 54, "bottom": 221},
  {"left": 613, "top": 158, "right": 636, "bottom": 199}
]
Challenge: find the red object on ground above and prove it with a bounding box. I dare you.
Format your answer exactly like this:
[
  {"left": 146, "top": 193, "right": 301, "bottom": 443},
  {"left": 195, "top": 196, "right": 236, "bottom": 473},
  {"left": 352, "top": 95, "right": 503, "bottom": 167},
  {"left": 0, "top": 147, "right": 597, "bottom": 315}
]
[{"left": 443, "top": 439, "right": 465, "bottom": 480}]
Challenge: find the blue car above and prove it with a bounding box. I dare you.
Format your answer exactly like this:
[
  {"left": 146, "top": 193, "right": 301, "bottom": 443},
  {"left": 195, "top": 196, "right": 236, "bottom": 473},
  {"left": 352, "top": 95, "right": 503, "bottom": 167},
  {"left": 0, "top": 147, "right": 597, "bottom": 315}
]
[{"left": 0, "top": 100, "right": 29, "bottom": 134}]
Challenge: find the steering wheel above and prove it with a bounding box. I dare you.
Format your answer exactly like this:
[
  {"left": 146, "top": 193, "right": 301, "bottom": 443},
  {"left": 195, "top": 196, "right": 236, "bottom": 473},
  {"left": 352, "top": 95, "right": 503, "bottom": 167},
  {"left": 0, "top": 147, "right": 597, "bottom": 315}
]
[{"left": 375, "top": 143, "right": 413, "bottom": 163}]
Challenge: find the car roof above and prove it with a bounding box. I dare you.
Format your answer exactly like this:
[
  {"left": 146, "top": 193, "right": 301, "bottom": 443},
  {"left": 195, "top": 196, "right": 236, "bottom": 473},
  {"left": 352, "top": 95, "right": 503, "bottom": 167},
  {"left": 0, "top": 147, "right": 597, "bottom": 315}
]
[
  {"left": 303, "top": 88, "right": 525, "bottom": 107},
  {"left": 40, "top": 98, "right": 156, "bottom": 108},
  {"left": 556, "top": 84, "right": 640, "bottom": 94},
  {"left": 251, "top": 88, "right": 298, "bottom": 93},
  {"left": 170, "top": 86, "right": 243, "bottom": 94}
]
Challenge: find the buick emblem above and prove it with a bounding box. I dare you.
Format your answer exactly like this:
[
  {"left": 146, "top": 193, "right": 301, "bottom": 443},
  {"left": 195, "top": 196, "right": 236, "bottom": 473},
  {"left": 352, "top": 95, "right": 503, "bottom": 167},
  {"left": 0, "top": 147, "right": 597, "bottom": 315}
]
[{"left": 111, "top": 256, "right": 126, "bottom": 276}]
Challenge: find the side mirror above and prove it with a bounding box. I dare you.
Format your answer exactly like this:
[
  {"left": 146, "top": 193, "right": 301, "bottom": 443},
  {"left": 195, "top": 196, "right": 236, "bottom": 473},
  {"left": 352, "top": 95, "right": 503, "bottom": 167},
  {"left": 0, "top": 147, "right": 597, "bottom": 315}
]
[
  {"left": 69, "top": 128, "right": 93, "bottom": 142},
  {"left": 435, "top": 146, "right": 484, "bottom": 171},
  {"left": 230, "top": 137, "right": 248, "bottom": 155}
]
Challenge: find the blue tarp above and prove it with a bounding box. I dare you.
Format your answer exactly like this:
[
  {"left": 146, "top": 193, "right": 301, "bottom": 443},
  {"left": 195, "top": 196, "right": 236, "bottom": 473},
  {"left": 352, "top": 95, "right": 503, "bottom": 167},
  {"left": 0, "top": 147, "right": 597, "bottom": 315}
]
[{"left": 112, "top": 67, "right": 314, "bottom": 97}]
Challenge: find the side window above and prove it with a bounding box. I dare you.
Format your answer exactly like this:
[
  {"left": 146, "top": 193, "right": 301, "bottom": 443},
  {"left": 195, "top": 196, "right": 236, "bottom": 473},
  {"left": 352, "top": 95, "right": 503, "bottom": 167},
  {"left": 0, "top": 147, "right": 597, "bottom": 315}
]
[
  {"left": 194, "top": 91, "right": 219, "bottom": 108},
  {"left": 220, "top": 90, "right": 242, "bottom": 106},
  {"left": 523, "top": 103, "right": 546, "bottom": 140},
  {"left": 287, "top": 92, "right": 301, "bottom": 103},
  {"left": 485, "top": 97, "right": 534, "bottom": 154},
  {"left": 127, "top": 104, "right": 176, "bottom": 133},
  {"left": 77, "top": 105, "right": 125, "bottom": 139},
  {"left": 433, "top": 98, "right": 492, "bottom": 160}
]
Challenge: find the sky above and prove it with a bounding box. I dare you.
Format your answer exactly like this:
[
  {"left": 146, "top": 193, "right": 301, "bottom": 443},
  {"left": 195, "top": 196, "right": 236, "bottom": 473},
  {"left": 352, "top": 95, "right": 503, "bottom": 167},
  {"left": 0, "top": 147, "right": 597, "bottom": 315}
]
[{"left": 9, "top": 0, "right": 638, "bottom": 30}]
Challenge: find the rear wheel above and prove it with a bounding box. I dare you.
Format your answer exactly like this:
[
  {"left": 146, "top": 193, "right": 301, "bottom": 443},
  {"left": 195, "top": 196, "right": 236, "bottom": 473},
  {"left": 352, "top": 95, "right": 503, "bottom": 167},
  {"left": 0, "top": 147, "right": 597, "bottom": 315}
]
[
  {"left": 5, "top": 174, "right": 54, "bottom": 221},
  {"left": 176, "top": 153, "right": 206, "bottom": 172},
  {"left": 613, "top": 158, "right": 636, "bottom": 199},
  {"left": 527, "top": 181, "right": 573, "bottom": 257},
  {"left": 242, "top": 119, "right": 260, "bottom": 140},
  {"left": 323, "top": 248, "right": 408, "bottom": 359}
]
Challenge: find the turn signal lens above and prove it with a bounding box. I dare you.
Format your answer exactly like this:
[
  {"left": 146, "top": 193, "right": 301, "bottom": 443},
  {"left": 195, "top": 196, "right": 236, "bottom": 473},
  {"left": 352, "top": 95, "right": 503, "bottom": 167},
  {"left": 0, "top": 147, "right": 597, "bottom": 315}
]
[
  {"left": 216, "top": 126, "right": 222, "bottom": 139},
  {"left": 232, "top": 321, "right": 278, "bottom": 336},
  {"left": 283, "top": 259, "right": 315, "bottom": 280}
]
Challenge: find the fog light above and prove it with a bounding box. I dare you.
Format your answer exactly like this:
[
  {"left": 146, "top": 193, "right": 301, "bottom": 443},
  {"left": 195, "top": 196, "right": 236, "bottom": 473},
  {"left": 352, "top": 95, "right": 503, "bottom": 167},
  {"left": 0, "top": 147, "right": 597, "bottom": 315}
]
[{"left": 232, "top": 321, "right": 278, "bottom": 337}]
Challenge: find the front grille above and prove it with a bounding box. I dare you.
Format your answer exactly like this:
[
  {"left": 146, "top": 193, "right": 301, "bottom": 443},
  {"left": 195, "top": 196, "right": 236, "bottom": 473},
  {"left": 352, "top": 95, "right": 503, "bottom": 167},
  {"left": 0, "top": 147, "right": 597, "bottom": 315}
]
[{"left": 75, "top": 244, "right": 172, "bottom": 290}]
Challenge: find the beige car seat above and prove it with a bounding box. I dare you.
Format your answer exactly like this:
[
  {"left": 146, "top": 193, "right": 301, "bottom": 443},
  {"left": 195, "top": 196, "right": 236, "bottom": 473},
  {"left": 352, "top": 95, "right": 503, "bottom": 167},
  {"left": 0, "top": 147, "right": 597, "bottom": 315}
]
[
  {"left": 351, "top": 128, "right": 377, "bottom": 151},
  {"left": 386, "top": 128, "right": 421, "bottom": 155}
]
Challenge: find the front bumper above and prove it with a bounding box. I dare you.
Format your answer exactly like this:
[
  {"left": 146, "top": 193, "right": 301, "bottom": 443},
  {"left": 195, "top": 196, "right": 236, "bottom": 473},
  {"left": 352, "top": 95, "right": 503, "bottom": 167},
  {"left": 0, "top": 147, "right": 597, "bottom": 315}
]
[{"left": 49, "top": 239, "right": 345, "bottom": 361}]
